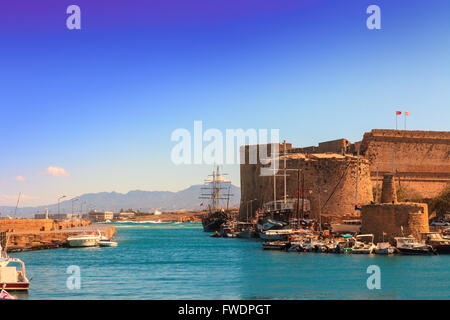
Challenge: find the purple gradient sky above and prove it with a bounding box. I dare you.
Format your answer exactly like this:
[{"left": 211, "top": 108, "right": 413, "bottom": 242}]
[{"left": 0, "top": 0, "right": 449, "bottom": 208}]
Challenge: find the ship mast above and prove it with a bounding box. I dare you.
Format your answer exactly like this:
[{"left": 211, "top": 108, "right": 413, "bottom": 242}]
[{"left": 200, "top": 166, "right": 232, "bottom": 212}]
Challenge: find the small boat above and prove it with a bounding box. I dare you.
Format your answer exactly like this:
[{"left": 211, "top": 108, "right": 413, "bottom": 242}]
[
  {"left": 259, "top": 229, "right": 293, "bottom": 241},
  {"left": 98, "top": 240, "right": 118, "bottom": 247},
  {"left": 210, "top": 231, "right": 221, "bottom": 238},
  {"left": 262, "top": 241, "right": 290, "bottom": 251},
  {"left": 374, "top": 242, "right": 395, "bottom": 255},
  {"left": 421, "top": 232, "right": 450, "bottom": 254},
  {"left": 287, "top": 243, "right": 304, "bottom": 252},
  {"left": 67, "top": 231, "right": 101, "bottom": 247},
  {"left": 0, "top": 242, "right": 30, "bottom": 291},
  {"left": 335, "top": 235, "right": 356, "bottom": 254},
  {"left": 394, "top": 237, "right": 435, "bottom": 255},
  {"left": 351, "top": 234, "right": 376, "bottom": 254}
]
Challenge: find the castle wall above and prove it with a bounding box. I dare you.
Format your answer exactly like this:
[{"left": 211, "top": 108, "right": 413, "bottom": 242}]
[
  {"left": 239, "top": 147, "right": 373, "bottom": 220},
  {"left": 360, "top": 130, "right": 450, "bottom": 198}
]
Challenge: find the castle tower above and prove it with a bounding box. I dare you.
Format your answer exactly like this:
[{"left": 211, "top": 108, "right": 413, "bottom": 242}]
[{"left": 381, "top": 174, "right": 397, "bottom": 203}]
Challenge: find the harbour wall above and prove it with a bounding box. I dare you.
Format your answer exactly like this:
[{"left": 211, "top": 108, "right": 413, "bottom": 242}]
[
  {"left": 6, "top": 224, "right": 115, "bottom": 252},
  {"left": 0, "top": 219, "right": 90, "bottom": 233},
  {"left": 0, "top": 219, "right": 114, "bottom": 252}
]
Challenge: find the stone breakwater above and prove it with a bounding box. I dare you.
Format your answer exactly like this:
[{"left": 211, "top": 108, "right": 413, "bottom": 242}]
[
  {"left": 0, "top": 218, "right": 91, "bottom": 233},
  {"left": 0, "top": 219, "right": 115, "bottom": 252}
]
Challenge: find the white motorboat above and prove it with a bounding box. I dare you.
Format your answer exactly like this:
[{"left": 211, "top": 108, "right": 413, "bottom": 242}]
[
  {"left": 0, "top": 239, "right": 30, "bottom": 291},
  {"left": 351, "top": 234, "right": 376, "bottom": 254},
  {"left": 67, "top": 230, "right": 101, "bottom": 247},
  {"left": 259, "top": 229, "right": 293, "bottom": 241},
  {"left": 98, "top": 241, "right": 118, "bottom": 247}
]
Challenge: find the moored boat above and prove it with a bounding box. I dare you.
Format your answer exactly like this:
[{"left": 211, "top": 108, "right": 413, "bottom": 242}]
[
  {"left": 421, "top": 232, "right": 450, "bottom": 254},
  {"left": 67, "top": 231, "right": 101, "bottom": 247},
  {"left": 351, "top": 234, "right": 376, "bottom": 254},
  {"left": 260, "top": 229, "right": 293, "bottom": 241},
  {"left": 394, "top": 237, "right": 435, "bottom": 255},
  {"left": 374, "top": 242, "right": 395, "bottom": 255},
  {"left": 0, "top": 234, "right": 30, "bottom": 291},
  {"left": 98, "top": 240, "right": 118, "bottom": 247},
  {"left": 262, "top": 241, "right": 290, "bottom": 251}
]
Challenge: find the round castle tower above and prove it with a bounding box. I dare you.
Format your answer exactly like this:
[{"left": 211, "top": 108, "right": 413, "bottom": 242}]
[{"left": 361, "top": 174, "right": 429, "bottom": 243}]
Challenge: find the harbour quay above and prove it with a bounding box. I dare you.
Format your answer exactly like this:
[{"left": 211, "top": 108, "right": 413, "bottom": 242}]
[{"left": 0, "top": 219, "right": 114, "bottom": 252}]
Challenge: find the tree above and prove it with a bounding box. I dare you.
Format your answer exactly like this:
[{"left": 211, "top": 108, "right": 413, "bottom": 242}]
[
  {"left": 430, "top": 185, "right": 450, "bottom": 218},
  {"left": 396, "top": 185, "right": 423, "bottom": 203}
]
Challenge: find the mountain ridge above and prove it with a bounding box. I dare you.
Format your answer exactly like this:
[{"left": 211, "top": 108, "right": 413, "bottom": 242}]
[{"left": 0, "top": 184, "right": 241, "bottom": 218}]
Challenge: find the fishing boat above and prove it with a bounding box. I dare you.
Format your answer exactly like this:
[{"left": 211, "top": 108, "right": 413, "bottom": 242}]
[
  {"left": 374, "top": 242, "right": 395, "bottom": 255},
  {"left": 67, "top": 230, "right": 101, "bottom": 247},
  {"left": 351, "top": 234, "right": 376, "bottom": 254},
  {"left": 394, "top": 237, "right": 435, "bottom": 255},
  {"left": 0, "top": 232, "right": 30, "bottom": 291},
  {"left": 421, "top": 232, "right": 450, "bottom": 254}
]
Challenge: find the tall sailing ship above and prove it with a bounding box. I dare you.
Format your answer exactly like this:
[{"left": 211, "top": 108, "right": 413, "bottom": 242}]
[{"left": 199, "top": 166, "right": 233, "bottom": 232}]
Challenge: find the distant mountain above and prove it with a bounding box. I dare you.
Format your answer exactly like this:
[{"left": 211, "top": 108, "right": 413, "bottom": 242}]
[{"left": 0, "top": 184, "right": 241, "bottom": 218}]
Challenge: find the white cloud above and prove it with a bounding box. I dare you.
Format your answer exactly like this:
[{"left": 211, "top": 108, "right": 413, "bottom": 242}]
[
  {"left": 15, "top": 175, "right": 26, "bottom": 182},
  {"left": 44, "top": 166, "right": 70, "bottom": 177}
]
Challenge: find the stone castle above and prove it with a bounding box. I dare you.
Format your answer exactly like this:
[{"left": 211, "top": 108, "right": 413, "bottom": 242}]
[{"left": 239, "top": 129, "right": 450, "bottom": 220}]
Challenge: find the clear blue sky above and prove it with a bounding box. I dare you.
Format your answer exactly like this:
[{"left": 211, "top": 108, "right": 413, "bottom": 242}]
[{"left": 0, "top": 0, "right": 449, "bottom": 206}]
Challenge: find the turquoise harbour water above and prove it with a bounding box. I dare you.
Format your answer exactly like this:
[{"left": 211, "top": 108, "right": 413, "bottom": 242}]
[{"left": 11, "top": 222, "right": 450, "bottom": 300}]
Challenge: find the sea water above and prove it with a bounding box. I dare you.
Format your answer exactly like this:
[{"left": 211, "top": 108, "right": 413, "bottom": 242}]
[{"left": 11, "top": 222, "right": 450, "bottom": 300}]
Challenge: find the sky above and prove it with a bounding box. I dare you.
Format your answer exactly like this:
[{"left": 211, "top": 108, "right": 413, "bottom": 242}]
[{"left": 0, "top": 0, "right": 449, "bottom": 206}]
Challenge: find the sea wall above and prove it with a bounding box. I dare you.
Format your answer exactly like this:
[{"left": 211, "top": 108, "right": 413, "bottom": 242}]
[{"left": 0, "top": 219, "right": 90, "bottom": 233}]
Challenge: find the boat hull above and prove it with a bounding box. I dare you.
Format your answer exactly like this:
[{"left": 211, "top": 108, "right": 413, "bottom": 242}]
[
  {"left": 202, "top": 218, "right": 225, "bottom": 232},
  {"left": 397, "top": 248, "right": 433, "bottom": 255},
  {"left": 351, "top": 249, "right": 373, "bottom": 254},
  {"left": 431, "top": 245, "right": 450, "bottom": 254},
  {"left": 0, "top": 282, "right": 29, "bottom": 291},
  {"left": 98, "top": 241, "right": 118, "bottom": 247},
  {"left": 375, "top": 248, "right": 395, "bottom": 255},
  {"left": 67, "top": 238, "right": 99, "bottom": 247}
]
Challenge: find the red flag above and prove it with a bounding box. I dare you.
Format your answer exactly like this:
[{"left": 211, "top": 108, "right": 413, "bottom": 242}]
[
  {"left": 405, "top": 111, "right": 410, "bottom": 116},
  {"left": 396, "top": 111, "right": 402, "bottom": 115}
]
